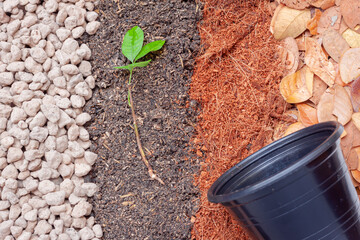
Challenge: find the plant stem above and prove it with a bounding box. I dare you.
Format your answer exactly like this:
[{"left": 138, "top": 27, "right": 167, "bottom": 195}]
[{"left": 127, "top": 72, "right": 164, "bottom": 185}]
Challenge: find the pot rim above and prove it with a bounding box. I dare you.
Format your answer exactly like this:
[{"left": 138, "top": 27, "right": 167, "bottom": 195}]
[{"left": 207, "top": 121, "right": 343, "bottom": 204}]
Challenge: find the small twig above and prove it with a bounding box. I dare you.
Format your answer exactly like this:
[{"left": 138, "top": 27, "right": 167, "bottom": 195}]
[{"left": 127, "top": 83, "right": 164, "bottom": 185}]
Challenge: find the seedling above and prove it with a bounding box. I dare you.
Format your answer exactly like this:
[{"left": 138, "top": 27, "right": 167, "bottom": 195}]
[{"left": 114, "top": 26, "right": 165, "bottom": 185}]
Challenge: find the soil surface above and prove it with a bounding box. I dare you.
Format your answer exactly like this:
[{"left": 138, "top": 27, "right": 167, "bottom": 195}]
[
  {"left": 189, "top": 0, "right": 290, "bottom": 239},
  {"left": 81, "top": 0, "right": 202, "bottom": 239}
]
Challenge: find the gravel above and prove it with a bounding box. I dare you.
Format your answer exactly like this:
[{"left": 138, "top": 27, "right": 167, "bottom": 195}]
[{"left": 0, "top": 0, "right": 102, "bottom": 239}]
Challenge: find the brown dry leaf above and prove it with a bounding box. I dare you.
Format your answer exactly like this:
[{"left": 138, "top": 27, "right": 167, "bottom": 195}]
[
  {"left": 340, "top": 0, "right": 360, "bottom": 30},
  {"left": 280, "top": 0, "right": 310, "bottom": 9},
  {"left": 333, "top": 85, "right": 353, "bottom": 125},
  {"left": 342, "top": 121, "right": 360, "bottom": 162},
  {"left": 351, "top": 170, "right": 360, "bottom": 182},
  {"left": 350, "top": 76, "right": 360, "bottom": 112},
  {"left": 296, "top": 36, "right": 306, "bottom": 51},
  {"left": 317, "top": 6, "right": 341, "bottom": 34},
  {"left": 307, "top": 0, "right": 335, "bottom": 9},
  {"left": 342, "top": 26, "right": 360, "bottom": 48},
  {"left": 339, "top": 48, "right": 360, "bottom": 84},
  {"left": 304, "top": 37, "right": 336, "bottom": 87},
  {"left": 283, "top": 122, "right": 305, "bottom": 136},
  {"left": 270, "top": 5, "right": 311, "bottom": 40},
  {"left": 310, "top": 75, "right": 328, "bottom": 105},
  {"left": 280, "top": 66, "right": 314, "bottom": 103},
  {"left": 306, "top": 9, "right": 322, "bottom": 35},
  {"left": 297, "top": 103, "right": 318, "bottom": 126},
  {"left": 352, "top": 113, "right": 360, "bottom": 131},
  {"left": 322, "top": 29, "right": 350, "bottom": 62},
  {"left": 339, "top": 18, "right": 349, "bottom": 34},
  {"left": 356, "top": 147, "right": 360, "bottom": 171},
  {"left": 279, "top": 37, "right": 299, "bottom": 75},
  {"left": 348, "top": 149, "right": 359, "bottom": 170},
  {"left": 317, "top": 88, "right": 337, "bottom": 122}
]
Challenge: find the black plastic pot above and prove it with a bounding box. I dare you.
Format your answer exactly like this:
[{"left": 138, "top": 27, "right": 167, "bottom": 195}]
[{"left": 208, "top": 121, "right": 360, "bottom": 240}]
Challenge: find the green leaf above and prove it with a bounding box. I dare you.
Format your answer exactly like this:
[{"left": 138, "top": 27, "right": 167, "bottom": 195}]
[
  {"left": 134, "top": 40, "right": 165, "bottom": 62},
  {"left": 122, "top": 26, "right": 144, "bottom": 63},
  {"left": 113, "top": 60, "right": 151, "bottom": 70}
]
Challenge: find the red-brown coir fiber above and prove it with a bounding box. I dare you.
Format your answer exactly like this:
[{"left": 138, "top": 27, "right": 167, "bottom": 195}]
[{"left": 190, "top": 1, "right": 290, "bottom": 239}]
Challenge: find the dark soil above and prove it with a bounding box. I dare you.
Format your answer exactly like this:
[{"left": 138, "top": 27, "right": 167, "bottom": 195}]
[{"left": 82, "top": 0, "right": 202, "bottom": 239}]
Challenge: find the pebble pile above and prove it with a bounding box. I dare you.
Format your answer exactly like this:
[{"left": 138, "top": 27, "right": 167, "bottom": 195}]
[{"left": 0, "top": 0, "right": 103, "bottom": 239}]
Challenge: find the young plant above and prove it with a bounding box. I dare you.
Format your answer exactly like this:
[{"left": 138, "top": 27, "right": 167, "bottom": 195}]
[{"left": 114, "top": 26, "right": 165, "bottom": 185}]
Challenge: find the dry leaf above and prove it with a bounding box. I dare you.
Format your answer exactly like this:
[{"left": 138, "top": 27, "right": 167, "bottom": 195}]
[
  {"left": 339, "top": 18, "right": 349, "bottom": 34},
  {"left": 271, "top": 5, "right": 311, "bottom": 40},
  {"left": 297, "top": 103, "right": 318, "bottom": 126},
  {"left": 342, "top": 121, "right": 360, "bottom": 162},
  {"left": 317, "top": 6, "right": 341, "bottom": 34},
  {"left": 305, "top": 37, "right": 336, "bottom": 87},
  {"left": 348, "top": 149, "right": 359, "bottom": 170},
  {"left": 306, "top": 9, "right": 322, "bottom": 35},
  {"left": 279, "top": 37, "right": 299, "bottom": 75},
  {"left": 356, "top": 147, "right": 360, "bottom": 171},
  {"left": 307, "top": 0, "right": 335, "bottom": 9},
  {"left": 310, "top": 75, "right": 328, "bottom": 105},
  {"left": 317, "top": 88, "right": 336, "bottom": 122},
  {"left": 279, "top": 0, "right": 310, "bottom": 9},
  {"left": 339, "top": 48, "right": 360, "bottom": 84},
  {"left": 283, "top": 122, "right": 305, "bottom": 136},
  {"left": 352, "top": 113, "right": 360, "bottom": 131},
  {"left": 340, "top": 0, "right": 360, "bottom": 30},
  {"left": 341, "top": 129, "right": 347, "bottom": 138},
  {"left": 296, "top": 36, "right": 306, "bottom": 51},
  {"left": 322, "top": 29, "right": 350, "bottom": 62},
  {"left": 342, "top": 27, "right": 360, "bottom": 48},
  {"left": 350, "top": 76, "right": 360, "bottom": 112},
  {"left": 351, "top": 170, "right": 360, "bottom": 182},
  {"left": 273, "top": 122, "right": 291, "bottom": 140},
  {"left": 333, "top": 85, "right": 353, "bottom": 125},
  {"left": 345, "top": 121, "right": 360, "bottom": 148},
  {"left": 280, "top": 66, "right": 314, "bottom": 103}
]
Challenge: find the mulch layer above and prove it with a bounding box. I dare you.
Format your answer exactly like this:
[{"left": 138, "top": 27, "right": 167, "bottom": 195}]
[
  {"left": 81, "top": 0, "right": 202, "bottom": 239},
  {"left": 190, "top": 0, "right": 291, "bottom": 239}
]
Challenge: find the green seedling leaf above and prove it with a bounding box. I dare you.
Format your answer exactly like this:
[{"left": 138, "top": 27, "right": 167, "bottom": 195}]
[
  {"left": 114, "top": 60, "right": 152, "bottom": 71},
  {"left": 134, "top": 40, "right": 166, "bottom": 62},
  {"left": 122, "top": 26, "right": 144, "bottom": 63}
]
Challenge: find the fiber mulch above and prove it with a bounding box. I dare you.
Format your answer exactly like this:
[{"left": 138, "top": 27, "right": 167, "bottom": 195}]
[{"left": 190, "top": 1, "right": 292, "bottom": 239}]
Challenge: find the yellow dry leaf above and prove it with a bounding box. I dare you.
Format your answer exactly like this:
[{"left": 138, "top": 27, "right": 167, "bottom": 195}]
[
  {"left": 280, "top": 66, "right": 314, "bottom": 103},
  {"left": 351, "top": 170, "right": 360, "bottom": 183},
  {"left": 352, "top": 113, "right": 360, "bottom": 131},
  {"left": 341, "top": 129, "right": 347, "bottom": 138},
  {"left": 339, "top": 48, "right": 360, "bottom": 84},
  {"left": 297, "top": 103, "right": 318, "bottom": 127},
  {"left": 342, "top": 26, "right": 360, "bottom": 48},
  {"left": 284, "top": 122, "right": 305, "bottom": 137},
  {"left": 322, "top": 29, "right": 350, "bottom": 62},
  {"left": 270, "top": 5, "right": 311, "bottom": 40},
  {"left": 304, "top": 37, "right": 336, "bottom": 87},
  {"left": 333, "top": 85, "right": 353, "bottom": 125},
  {"left": 317, "top": 88, "right": 337, "bottom": 122}
]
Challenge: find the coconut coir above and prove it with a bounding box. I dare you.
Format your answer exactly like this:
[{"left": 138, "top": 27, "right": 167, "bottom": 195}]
[{"left": 190, "top": 1, "right": 291, "bottom": 239}]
